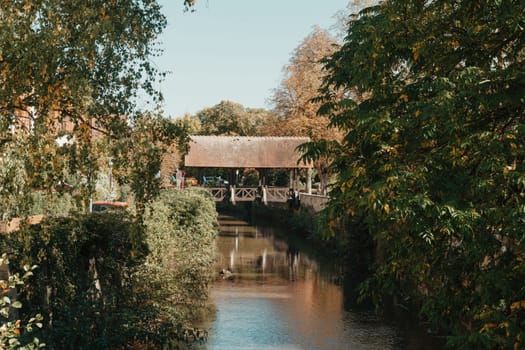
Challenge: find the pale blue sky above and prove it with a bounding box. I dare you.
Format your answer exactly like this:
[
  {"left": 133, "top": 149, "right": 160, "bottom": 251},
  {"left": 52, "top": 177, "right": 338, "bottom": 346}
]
[{"left": 154, "top": 0, "right": 349, "bottom": 118}]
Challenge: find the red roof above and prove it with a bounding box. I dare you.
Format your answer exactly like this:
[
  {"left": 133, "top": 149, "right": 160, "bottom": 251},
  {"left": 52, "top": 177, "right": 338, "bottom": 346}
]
[
  {"left": 92, "top": 201, "right": 128, "bottom": 207},
  {"left": 184, "top": 136, "right": 312, "bottom": 169}
]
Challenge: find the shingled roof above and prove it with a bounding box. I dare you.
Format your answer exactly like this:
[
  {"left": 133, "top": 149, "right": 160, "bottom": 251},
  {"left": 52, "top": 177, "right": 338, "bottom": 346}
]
[{"left": 184, "top": 136, "right": 312, "bottom": 169}]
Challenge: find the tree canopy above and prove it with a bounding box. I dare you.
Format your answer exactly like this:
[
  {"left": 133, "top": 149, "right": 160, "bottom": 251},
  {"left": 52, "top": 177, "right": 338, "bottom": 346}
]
[
  {"left": 269, "top": 26, "right": 341, "bottom": 139},
  {"left": 195, "top": 100, "right": 278, "bottom": 136},
  {"left": 307, "top": 0, "right": 525, "bottom": 348},
  {"left": 0, "top": 1, "right": 185, "bottom": 217},
  {"left": 0, "top": 0, "right": 166, "bottom": 126},
  {"left": 268, "top": 27, "right": 346, "bottom": 194}
]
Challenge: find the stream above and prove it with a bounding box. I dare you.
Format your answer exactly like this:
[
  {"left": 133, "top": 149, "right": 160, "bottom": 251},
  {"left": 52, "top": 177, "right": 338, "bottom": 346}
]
[{"left": 200, "top": 213, "right": 444, "bottom": 350}]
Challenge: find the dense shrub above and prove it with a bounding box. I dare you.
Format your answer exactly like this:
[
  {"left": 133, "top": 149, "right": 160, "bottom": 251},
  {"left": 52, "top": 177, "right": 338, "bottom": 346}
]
[
  {"left": 0, "top": 187, "right": 218, "bottom": 349},
  {"left": 1, "top": 213, "right": 141, "bottom": 348},
  {"left": 141, "top": 188, "right": 218, "bottom": 324}
]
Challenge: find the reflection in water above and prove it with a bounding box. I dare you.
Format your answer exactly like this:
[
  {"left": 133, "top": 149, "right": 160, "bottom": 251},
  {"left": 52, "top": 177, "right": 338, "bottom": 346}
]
[{"left": 203, "top": 214, "right": 441, "bottom": 350}]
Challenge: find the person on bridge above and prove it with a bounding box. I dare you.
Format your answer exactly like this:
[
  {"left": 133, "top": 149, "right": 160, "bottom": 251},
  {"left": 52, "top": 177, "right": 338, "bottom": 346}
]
[
  {"left": 175, "top": 168, "right": 182, "bottom": 189},
  {"left": 293, "top": 189, "right": 300, "bottom": 209},
  {"left": 224, "top": 184, "right": 231, "bottom": 202},
  {"left": 181, "top": 170, "right": 186, "bottom": 189},
  {"left": 255, "top": 186, "right": 263, "bottom": 204}
]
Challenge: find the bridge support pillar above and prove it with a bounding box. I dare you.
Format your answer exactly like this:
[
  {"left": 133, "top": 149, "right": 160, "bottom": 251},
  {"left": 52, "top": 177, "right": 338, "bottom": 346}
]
[
  {"left": 306, "top": 168, "right": 312, "bottom": 194},
  {"left": 262, "top": 186, "right": 268, "bottom": 205},
  {"left": 294, "top": 169, "right": 300, "bottom": 191},
  {"left": 230, "top": 186, "right": 235, "bottom": 204}
]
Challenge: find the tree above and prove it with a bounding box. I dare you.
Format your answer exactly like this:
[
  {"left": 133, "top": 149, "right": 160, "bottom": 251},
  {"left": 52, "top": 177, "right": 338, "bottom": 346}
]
[
  {"left": 269, "top": 27, "right": 339, "bottom": 135},
  {"left": 269, "top": 27, "right": 344, "bottom": 194},
  {"left": 0, "top": 0, "right": 167, "bottom": 128},
  {"left": 183, "top": 0, "right": 197, "bottom": 11},
  {"left": 0, "top": 1, "right": 171, "bottom": 217},
  {"left": 196, "top": 100, "right": 278, "bottom": 136},
  {"left": 110, "top": 113, "right": 185, "bottom": 216},
  {"left": 176, "top": 113, "right": 203, "bottom": 136},
  {"left": 308, "top": 1, "right": 525, "bottom": 348},
  {"left": 0, "top": 1, "right": 197, "bottom": 220}
]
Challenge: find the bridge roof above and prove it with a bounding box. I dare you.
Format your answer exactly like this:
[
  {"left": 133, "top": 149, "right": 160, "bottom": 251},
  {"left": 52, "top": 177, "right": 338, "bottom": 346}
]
[{"left": 185, "top": 136, "right": 312, "bottom": 169}]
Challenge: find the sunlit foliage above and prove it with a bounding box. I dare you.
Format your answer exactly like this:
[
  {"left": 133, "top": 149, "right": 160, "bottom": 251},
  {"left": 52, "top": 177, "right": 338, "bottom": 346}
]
[
  {"left": 0, "top": 254, "right": 43, "bottom": 349},
  {"left": 196, "top": 100, "right": 279, "bottom": 137},
  {"left": 0, "top": 0, "right": 171, "bottom": 217},
  {"left": 269, "top": 27, "right": 346, "bottom": 194}
]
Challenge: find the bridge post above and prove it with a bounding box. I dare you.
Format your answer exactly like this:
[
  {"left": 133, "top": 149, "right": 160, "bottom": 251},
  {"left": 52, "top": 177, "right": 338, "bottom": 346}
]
[
  {"left": 293, "top": 169, "right": 300, "bottom": 191},
  {"left": 306, "top": 168, "right": 312, "bottom": 194},
  {"left": 230, "top": 186, "right": 236, "bottom": 204},
  {"left": 262, "top": 186, "right": 268, "bottom": 205}
]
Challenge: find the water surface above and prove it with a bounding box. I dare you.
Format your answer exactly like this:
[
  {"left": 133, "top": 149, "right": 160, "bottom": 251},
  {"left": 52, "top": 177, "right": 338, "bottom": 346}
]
[{"left": 203, "top": 214, "right": 442, "bottom": 350}]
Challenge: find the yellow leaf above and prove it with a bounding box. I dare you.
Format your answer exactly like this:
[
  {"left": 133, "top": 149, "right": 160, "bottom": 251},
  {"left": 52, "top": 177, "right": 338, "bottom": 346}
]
[
  {"left": 412, "top": 48, "right": 419, "bottom": 61},
  {"left": 480, "top": 323, "right": 496, "bottom": 333},
  {"left": 510, "top": 300, "right": 525, "bottom": 311},
  {"left": 399, "top": 94, "right": 409, "bottom": 102}
]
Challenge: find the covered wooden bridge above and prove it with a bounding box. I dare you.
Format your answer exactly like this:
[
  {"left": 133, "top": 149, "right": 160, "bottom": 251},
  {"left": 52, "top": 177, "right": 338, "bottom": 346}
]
[{"left": 184, "top": 136, "right": 313, "bottom": 203}]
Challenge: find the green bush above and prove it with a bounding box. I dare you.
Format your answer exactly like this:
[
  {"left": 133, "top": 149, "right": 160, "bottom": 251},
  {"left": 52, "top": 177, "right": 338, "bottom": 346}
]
[
  {"left": 1, "top": 213, "right": 142, "bottom": 349},
  {"left": 0, "top": 187, "right": 218, "bottom": 349},
  {"left": 141, "top": 188, "right": 218, "bottom": 325}
]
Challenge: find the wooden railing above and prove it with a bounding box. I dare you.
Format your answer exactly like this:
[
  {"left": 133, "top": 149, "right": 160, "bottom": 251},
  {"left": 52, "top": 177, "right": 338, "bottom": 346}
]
[
  {"left": 208, "top": 188, "right": 227, "bottom": 201},
  {"left": 234, "top": 187, "right": 258, "bottom": 201},
  {"left": 266, "top": 188, "right": 288, "bottom": 202},
  {"left": 206, "top": 187, "right": 290, "bottom": 203}
]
